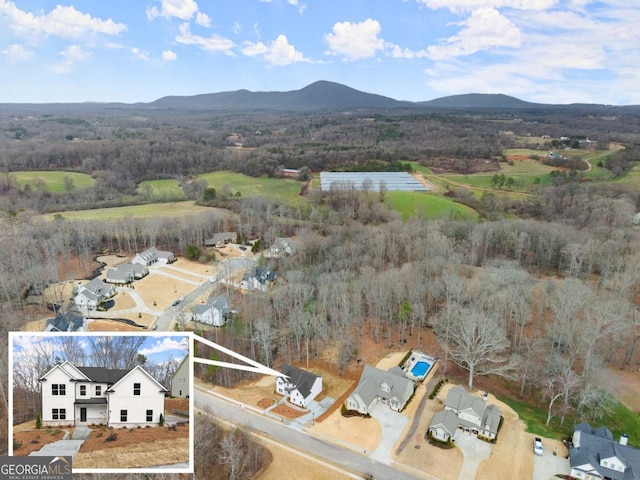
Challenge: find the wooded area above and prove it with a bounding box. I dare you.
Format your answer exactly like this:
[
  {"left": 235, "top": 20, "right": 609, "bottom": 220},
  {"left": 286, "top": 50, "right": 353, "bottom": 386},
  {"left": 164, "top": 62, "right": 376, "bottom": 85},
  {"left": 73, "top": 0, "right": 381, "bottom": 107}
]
[{"left": 1, "top": 103, "right": 640, "bottom": 470}]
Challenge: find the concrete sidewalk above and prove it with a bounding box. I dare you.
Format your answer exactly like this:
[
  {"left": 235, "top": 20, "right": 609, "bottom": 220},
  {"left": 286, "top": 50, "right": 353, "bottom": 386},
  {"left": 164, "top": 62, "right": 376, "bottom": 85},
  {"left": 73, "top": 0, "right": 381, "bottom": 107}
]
[{"left": 29, "top": 426, "right": 91, "bottom": 458}]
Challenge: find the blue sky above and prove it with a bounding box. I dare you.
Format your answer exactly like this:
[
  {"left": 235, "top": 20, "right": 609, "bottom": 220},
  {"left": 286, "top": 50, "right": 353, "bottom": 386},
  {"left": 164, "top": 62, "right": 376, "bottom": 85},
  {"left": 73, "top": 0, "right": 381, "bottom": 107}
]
[
  {"left": 0, "top": 0, "right": 639, "bottom": 104},
  {"left": 11, "top": 333, "right": 190, "bottom": 365}
]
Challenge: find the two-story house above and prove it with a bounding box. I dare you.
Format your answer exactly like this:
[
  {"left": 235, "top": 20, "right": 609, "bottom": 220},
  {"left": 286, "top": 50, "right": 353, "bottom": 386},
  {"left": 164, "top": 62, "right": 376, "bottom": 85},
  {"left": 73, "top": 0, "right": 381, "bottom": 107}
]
[
  {"left": 39, "top": 360, "right": 167, "bottom": 428},
  {"left": 275, "top": 365, "right": 322, "bottom": 408},
  {"left": 346, "top": 365, "right": 415, "bottom": 414}
]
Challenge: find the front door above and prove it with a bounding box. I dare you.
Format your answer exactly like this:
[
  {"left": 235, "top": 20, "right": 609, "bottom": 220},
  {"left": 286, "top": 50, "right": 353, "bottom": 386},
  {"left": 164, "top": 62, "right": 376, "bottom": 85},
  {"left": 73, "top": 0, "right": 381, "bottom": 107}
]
[{"left": 80, "top": 408, "right": 86, "bottom": 422}]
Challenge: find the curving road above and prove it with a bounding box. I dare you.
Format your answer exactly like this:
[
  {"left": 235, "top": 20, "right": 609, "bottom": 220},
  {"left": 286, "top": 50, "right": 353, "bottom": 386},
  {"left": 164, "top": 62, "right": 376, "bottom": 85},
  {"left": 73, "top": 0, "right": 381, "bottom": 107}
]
[{"left": 195, "top": 385, "right": 429, "bottom": 480}]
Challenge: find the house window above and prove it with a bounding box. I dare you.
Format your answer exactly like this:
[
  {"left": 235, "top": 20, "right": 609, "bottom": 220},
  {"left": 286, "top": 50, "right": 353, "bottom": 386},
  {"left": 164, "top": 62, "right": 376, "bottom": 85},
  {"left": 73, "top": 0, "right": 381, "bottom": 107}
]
[
  {"left": 133, "top": 383, "right": 141, "bottom": 396},
  {"left": 52, "top": 408, "right": 66, "bottom": 420},
  {"left": 80, "top": 385, "right": 86, "bottom": 396},
  {"left": 146, "top": 410, "right": 153, "bottom": 422},
  {"left": 52, "top": 384, "right": 66, "bottom": 396},
  {"left": 120, "top": 410, "right": 127, "bottom": 422},
  {"left": 95, "top": 385, "right": 101, "bottom": 396}
]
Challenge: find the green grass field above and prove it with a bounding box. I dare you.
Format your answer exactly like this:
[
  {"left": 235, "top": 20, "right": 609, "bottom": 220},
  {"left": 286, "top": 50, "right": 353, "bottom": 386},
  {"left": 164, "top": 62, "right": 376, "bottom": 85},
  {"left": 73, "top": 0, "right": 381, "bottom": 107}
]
[
  {"left": 138, "top": 179, "right": 185, "bottom": 200},
  {"left": 498, "top": 393, "right": 640, "bottom": 447},
  {"left": 197, "top": 171, "right": 304, "bottom": 205},
  {"left": 386, "top": 191, "right": 479, "bottom": 221},
  {"left": 11, "top": 171, "right": 94, "bottom": 192},
  {"left": 44, "top": 201, "right": 214, "bottom": 221},
  {"left": 503, "top": 148, "right": 550, "bottom": 157}
]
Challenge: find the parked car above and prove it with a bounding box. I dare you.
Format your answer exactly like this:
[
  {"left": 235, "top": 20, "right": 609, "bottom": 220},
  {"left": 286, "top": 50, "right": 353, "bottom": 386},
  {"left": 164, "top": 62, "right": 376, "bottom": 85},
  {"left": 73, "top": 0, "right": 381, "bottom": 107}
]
[
  {"left": 171, "top": 299, "right": 181, "bottom": 307},
  {"left": 534, "top": 437, "right": 544, "bottom": 456}
]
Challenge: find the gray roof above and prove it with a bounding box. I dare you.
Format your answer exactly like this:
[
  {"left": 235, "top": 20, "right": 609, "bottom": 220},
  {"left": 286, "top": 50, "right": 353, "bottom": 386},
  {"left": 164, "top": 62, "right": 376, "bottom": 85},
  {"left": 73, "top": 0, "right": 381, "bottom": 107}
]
[
  {"left": 273, "top": 237, "right": 296, "bottom": 254},
  {"left": 352, "top": 365, "right": 414, "bottom": 409},
  {"left": 205, "top": 232, "right": 237, "bottom": 246},
  {"left": 445, "top": 386, "right": 487, "bottom": 419},
  {"left": 74, "top": 398, "right": 107, "bottom": 405},
  {"left": 320, "top": 172, "right": 428, "bottom": 192},
  {"left": 280, "top": 364, "right": 319, "bottom": 398},
  {"left": 106, "top": 267, "right": 132, "bottom": 282},
  {"left": 83, "top": 278, "right": 113, "bottom": 296},
  {"left": 570, "top": 423, "right": 640, "bottom": 480},
  {"left": 429, "top": 409, "right": 459, "bottom": 437},
  {"left": 193, "top": 295, "right": 230, "bottom": 316},
  {"left": 77, "top": 367, "right": 130, "bottom": 385}
]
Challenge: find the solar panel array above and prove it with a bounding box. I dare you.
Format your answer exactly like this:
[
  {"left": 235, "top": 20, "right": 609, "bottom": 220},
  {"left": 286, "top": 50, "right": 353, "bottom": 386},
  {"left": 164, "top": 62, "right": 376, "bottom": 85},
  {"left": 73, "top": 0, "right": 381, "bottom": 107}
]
[{"left": 320, "top": 172, "right": 429, "bottom": 192}]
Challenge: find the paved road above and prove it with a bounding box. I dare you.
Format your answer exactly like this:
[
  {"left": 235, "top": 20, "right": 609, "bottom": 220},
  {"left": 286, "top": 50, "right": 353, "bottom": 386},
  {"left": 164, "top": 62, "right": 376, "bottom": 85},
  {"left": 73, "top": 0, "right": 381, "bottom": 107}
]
[{"left": 195, "top": 385, "right": 426, "bottom": 480}]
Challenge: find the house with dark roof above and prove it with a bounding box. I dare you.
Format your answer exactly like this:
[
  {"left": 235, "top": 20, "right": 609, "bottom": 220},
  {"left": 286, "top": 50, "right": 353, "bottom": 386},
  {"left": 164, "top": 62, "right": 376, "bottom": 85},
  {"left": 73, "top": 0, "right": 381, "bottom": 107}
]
[
  {"left": 428, "top": 386, "right": 502, "bottom": 441},
  {"left": 39, "top": 360, "right": 166, "bottom": 428},
  {"left": 570, "top": 423, "right": 640, "bottom": 479},
  {"left": 275, "top": 365, "right": 322, "bottom": 408},
  {"left": 192, "top": 295, "right": 233, "bottom": 327},
  {"left": 45, "top": 312, "right": 86, "bottom": 332},
  {"left": 240, "top": 267, "right": 277, "bottom": 292},
  {"left": 346, "top": 365, "right": 415, "bottom": 414}
]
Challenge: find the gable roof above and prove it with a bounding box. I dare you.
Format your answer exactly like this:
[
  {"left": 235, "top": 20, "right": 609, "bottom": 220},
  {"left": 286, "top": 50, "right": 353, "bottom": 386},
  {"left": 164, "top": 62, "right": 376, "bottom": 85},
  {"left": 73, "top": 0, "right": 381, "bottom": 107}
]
[
  {"left": 107, "top": 364, "right": 168, "bottom": 393},
  {"left": 570, "top": 423, "right": 640, "bottom": 480},
  {"left": 352, "top": 365, "right": 414, "bottom": 408},
  {"left": 280, "top": 364, "right": 319, "bottom": 398},
  {"left": 445, "top": 385, "right": 487, "bottom": 419},
  {"left": 77, "top": 366, "right": 131, "bottom": 384},
  {"left": 193, "top": 295, "right": 230, "bottom": 316},
  {"left": 39, "top": 360, "right": 91, "bottom": 382},
  {"left": 430, "top": 409, "right": 459, "bottom": 437}
]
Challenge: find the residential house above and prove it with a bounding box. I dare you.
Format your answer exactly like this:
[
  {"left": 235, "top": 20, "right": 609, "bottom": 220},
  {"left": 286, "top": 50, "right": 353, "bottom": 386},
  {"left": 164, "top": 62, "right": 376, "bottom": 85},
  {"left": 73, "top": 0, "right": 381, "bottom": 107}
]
[
  {"left": 45, "top": 312, "right": 85, "bottom": 332},
  {"left": 346, "top": 365, "right": 415, "bottom": 414},
  {"left": 275, "top": 365, "right": 322, "bottom": 408},
  {"left": 428, "top": 386, "right": 502, "bottom": 441},
  {"left": 171, "top": 356, "right": 190, "bottom": 398},
  {"left": 569, "top": 423, "right": 640, "bottom": 479},
  {"left": 39, "top": 360, "right": 166, "bottom": 428},
  {"left": 264, "top": 237, "right": 297, "bottom": 258},
  {"left": 132, "top": 247, "right": 175, "bottom": 267},
  {"left": 205, "top": 232, "right": 238, "bottom": 247},
  {"left": 240, "top": 267, "right": 277, "bottom": 292},
  {"left": 73, "top": 278, "right": 116, "bottom": 314},
  {"left": 105, "top": 263, "right": 149, "bottom": 284},
  {"left": 192, "top": 295, "right": 233, "bottom": 327}
]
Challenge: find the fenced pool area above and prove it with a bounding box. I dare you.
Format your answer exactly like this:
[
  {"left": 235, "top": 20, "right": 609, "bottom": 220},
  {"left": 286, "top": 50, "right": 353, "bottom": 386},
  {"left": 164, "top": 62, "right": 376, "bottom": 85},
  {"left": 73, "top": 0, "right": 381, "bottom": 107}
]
[{"left": 403, "top": 351, "right": 436, "bottom": 381}]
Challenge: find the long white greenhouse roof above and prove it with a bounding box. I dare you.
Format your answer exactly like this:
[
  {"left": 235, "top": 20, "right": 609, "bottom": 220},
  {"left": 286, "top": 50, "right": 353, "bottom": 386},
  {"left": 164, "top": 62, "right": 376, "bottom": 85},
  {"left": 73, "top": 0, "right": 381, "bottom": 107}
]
[{"left": 320, "top": 172, "right": 428, "bottom": 192}]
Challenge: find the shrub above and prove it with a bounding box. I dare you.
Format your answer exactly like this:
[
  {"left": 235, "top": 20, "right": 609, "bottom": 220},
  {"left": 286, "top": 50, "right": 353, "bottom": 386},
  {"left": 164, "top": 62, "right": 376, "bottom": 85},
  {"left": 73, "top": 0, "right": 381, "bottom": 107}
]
[
  {"left": 159, "top": 413, "right": 164, "bottom": 427},
  {"left": 105, "top": 432, "right": 118, "bottom": 442},
  {"left": 13, "top": 439, "right": 22, "bottom": 451},
  {"left": 35, "top": 414, "right": 41, "bottom": 430}
]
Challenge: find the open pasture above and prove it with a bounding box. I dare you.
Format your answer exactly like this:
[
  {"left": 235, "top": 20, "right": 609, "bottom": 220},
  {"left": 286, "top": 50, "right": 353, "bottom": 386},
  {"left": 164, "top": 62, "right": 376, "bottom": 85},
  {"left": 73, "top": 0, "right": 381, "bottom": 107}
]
[
  {"left": 43, "top": 201, "right": 216, "bottom": 221},
  {"left": 11, "top": 170, "right": 94, "bottom": 192},
  {"left": 386, "top": 191, "right": 479, "bottom": 221},
  {"left": 197, "top": 171, "right": 305, "bottom": 205},
  {"left": 138, "top": 179, "right": 184, "bottom": 200}
]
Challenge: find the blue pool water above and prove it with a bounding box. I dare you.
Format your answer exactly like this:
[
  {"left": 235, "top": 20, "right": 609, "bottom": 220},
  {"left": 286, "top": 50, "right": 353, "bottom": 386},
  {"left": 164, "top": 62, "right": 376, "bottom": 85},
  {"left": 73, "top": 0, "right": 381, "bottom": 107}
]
[{"left": 411, "top": 361, "right": 431, "bottom": 378}]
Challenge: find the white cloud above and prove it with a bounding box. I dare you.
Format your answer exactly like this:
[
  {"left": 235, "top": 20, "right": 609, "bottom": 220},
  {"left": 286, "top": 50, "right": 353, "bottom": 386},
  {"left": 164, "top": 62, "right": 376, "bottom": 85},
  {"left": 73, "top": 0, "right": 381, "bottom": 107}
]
[
  {"left": 232, "top": 21, "right": 241, "bottom": 34},
  {"left": 415, "top": 0, "right": 556, "bottom": 13},
  {"left": 195, "top": 11, "right": 211, "bottom": 27},
  {"left": 53, "top": 44, "right": 90, "bottom": 74},
  {"left": 242, "top": 34, "right": 307, "bottom": 66},
  {"left": 175, "top": 22, "right": 235, "bottom": 54},
  {"left": 163, "top": 49, "right": 177, "bottom": 60},
  {"left": 131, "top": 47, "right": 149, "bottom": 61},
  {"left": 427, "top": 7, "right": 521, "bottom": 59},
  {"left": 325, "top": 18, "right": 385, "bottom": 61},
  {"left": 2, "top": 43, "right": 33, "bottom": 61},
  {"left": 0, "top": 1, "right": 126, "bottom": 38},
  {"left": 139, "top": 337, "right": 189, "bottom": 356},
  {"left": 147, "top": 0, "right": 200, "bottom": 21}
]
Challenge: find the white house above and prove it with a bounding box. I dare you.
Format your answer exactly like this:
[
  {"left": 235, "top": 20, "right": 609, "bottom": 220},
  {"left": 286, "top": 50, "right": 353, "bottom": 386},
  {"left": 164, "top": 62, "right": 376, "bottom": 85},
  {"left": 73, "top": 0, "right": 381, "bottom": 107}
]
[
  {"left": 132, "top": 247, "right": 175, "bottom": 267},
  {"left": 171, "top": 356, "right": 190, "bottom": 398},
  {"left": 570, "top": 423, "right": 640, "bottom": 479},
  {"left": 275, "top": 365, "right": 322, "bottom": 408},
  {"left": 240, "top": 267, "right": 277, "bottom": 292},
  {"left": 73, "top": 278, "right": 116, "bottom": 314},
  {"left": 346, "top": 365, "right": 415, "bottom": 414},
  {"left": 39, "top": 360, "right": 166, "bottom": 428},
  {"left": 192, "top": 295, "right": 232, "bottom": 327},
  {"left": 428, "top": 386, "right": 502, "bottom": 441}
]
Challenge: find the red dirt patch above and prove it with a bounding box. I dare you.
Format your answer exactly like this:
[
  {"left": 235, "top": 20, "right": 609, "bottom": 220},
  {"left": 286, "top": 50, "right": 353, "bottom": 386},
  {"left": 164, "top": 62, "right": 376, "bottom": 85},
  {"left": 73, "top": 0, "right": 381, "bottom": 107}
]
[
  {"left": 258, "top": 398, "right": 276, "bottom": 409},
  {"left": 12, "top": 428, "right": 70, "bottom": 456},
  {"left": 271, "top": 404, "right": 306, "bottom": 419},
  {"left": 79, "top": 423, "right": 189, "bottom": 453}
]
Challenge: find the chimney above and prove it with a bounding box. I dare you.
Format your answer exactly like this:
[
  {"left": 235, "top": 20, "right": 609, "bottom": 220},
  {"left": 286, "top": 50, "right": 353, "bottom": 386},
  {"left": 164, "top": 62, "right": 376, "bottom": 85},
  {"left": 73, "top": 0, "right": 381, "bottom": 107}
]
[{"left": 620, "top": 434, "right": 628, "bottom": 446}]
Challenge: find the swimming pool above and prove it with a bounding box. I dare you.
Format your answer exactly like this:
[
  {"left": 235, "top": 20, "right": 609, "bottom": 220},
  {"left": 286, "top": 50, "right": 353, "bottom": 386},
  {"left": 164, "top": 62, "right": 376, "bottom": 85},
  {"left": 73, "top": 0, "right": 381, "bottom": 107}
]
[{"left": 411, "top": 361, "right": 431, "bottom": 378}]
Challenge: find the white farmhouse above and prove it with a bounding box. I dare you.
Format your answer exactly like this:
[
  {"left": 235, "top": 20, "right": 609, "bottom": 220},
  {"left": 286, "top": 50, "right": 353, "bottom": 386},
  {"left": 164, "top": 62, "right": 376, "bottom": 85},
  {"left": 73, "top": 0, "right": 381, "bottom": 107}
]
[
  {"left": 73, "top": 278, "right": 116, "bottom": 315},
  {"left": 39, "top": 360, "right": 166, "bottom": 428},
  {"left": 171, "top": 356, "right": 190, "bottom": 398},
  {"left": 275, "top": 365, "right": 322, "bottom": 408},
  {"left": 192, "top": 295, "right": 232, "bottom": 327}
]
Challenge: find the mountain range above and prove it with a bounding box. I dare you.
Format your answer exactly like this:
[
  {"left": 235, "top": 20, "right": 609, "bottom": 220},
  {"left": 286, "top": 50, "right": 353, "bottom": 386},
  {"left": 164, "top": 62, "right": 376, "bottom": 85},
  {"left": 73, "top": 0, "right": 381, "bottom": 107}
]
[{"left": 149, "top": 80, "right": 628, "bottom": 112}]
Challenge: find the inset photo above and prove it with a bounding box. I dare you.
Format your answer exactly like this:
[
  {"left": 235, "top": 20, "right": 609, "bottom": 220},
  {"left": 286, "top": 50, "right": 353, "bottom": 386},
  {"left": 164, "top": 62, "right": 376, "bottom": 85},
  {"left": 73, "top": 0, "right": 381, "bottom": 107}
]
[{"left": 9, "top": 332, "right": 193, "bottom": 474}]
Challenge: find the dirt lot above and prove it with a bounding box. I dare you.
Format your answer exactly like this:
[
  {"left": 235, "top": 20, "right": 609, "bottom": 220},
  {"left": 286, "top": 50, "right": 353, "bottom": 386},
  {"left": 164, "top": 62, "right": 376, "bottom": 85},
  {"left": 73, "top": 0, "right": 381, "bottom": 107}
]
[{"left": 13, "top": 426, "right": 70, "bottom": 456}]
